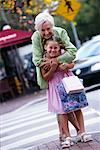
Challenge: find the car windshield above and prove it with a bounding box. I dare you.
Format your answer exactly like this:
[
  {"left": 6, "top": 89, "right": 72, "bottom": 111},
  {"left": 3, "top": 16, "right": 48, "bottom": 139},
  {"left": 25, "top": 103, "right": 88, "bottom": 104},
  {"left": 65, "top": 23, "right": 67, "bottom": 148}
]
[{"left": 76, "top": 41, "right": 100, "bottom": 59}]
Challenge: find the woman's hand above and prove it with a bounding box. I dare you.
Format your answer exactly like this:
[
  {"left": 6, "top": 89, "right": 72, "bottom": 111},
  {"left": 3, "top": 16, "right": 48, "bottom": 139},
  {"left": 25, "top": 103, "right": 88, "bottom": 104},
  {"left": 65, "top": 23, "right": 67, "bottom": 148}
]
[
  {"left": 59, "top": 63, "right": 69, "bottom": 72},
  {"left": 59, "top": 62, "right": 75, "bottom": 72}
]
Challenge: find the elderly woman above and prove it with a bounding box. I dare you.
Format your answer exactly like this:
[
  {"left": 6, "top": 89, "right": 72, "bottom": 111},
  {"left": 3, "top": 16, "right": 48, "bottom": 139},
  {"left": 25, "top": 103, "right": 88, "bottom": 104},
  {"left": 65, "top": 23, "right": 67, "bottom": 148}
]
[
  {"left": 32, "top": 12, "right": 77, "bottom": 89},
  {"left": 31, "top": 12, "right": 92, "bottom": 146}
]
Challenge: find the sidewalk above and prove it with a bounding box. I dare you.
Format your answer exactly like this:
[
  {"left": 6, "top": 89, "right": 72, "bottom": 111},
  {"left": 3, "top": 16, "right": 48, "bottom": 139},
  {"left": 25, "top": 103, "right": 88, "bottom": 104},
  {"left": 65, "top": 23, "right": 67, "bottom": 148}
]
[
  {"left": 34, "top": 132, "right": 100, "bottom": 150},
  {"left": 0, "top": 90, "right": 100, "bottom": 149},
  {"left": 0, "top": 89, "right": 46, "bottom": 115}
]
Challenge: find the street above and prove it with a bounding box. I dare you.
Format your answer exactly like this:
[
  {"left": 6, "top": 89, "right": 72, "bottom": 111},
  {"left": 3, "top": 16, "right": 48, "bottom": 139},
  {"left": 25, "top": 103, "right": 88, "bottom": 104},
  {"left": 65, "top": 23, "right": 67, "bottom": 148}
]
[{"left": 0, "top": 88, "right": 100, "bottom": 150}]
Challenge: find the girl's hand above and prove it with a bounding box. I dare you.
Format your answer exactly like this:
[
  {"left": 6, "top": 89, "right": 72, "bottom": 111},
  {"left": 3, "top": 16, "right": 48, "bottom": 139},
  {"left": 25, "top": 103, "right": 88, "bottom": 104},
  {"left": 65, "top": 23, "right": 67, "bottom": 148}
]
[
  {"left": 41, "top": 58, "right": 59, "bottom": 71},
  {"left": 41, "top": 59, "right": 51, "bottom": 71},
  {"left": 50, "top": 58, "right": 59, "bottom": 69}
]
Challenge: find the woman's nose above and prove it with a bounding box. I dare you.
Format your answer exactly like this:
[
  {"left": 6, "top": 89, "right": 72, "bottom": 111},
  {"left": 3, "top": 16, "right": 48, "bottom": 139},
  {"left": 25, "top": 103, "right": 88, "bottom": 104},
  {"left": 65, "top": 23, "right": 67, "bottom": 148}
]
[{"left": 45, "top": 30, "right": 49, "bottom": 35}]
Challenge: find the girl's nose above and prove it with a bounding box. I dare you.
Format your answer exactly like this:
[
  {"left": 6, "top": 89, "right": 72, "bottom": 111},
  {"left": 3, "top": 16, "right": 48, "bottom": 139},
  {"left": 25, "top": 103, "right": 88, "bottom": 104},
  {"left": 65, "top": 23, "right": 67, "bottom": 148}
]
[{"left": 52, "top": 48, "right": 55, "bottom": 52}]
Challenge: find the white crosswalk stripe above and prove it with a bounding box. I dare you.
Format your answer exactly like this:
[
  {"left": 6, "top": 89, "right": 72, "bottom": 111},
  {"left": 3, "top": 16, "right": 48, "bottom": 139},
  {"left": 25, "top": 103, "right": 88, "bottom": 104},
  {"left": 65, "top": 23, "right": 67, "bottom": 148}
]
[{"left": 0, "top": 100, "right": 100, "bottom": 150}]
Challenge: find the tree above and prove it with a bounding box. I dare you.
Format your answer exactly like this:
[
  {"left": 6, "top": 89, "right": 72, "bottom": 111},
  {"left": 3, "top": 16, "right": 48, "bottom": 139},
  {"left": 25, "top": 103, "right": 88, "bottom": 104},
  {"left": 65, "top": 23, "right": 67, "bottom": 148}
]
[
  {"left": 0, "top": 0, "right": 58, "bottom": 31},
  {"left": 0, "top": 0, "right": 100, "bottom": 43},
  {"left": 76, "top": 0, "right": 100, "bottom": 42}
]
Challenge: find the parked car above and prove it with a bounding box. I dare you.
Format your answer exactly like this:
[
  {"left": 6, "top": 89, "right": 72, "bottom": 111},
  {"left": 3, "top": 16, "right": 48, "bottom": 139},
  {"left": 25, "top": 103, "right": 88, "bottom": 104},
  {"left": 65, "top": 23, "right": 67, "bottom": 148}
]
[
  {"left": 72, "top": 35, "right": 100, "bottom": 87},
  {"left": 18, "top": 44, "right": 40, "bottom": 91},
  {"left": 23, "top": 53, "right": 37, "bottom": 86}
]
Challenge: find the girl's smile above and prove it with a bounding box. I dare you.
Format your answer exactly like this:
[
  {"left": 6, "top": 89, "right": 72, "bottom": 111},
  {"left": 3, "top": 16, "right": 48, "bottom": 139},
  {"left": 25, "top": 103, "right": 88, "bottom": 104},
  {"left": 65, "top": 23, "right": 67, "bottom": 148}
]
[{"left": 45, "top": 41, "right": 61, "bottom": 58}]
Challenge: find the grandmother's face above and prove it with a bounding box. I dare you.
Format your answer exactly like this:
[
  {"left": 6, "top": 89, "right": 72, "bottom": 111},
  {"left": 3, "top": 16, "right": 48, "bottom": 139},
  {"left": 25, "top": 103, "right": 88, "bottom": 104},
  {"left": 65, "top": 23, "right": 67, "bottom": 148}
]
[{"left": 39, "top": 21, "right": 53, "bottom": 39}]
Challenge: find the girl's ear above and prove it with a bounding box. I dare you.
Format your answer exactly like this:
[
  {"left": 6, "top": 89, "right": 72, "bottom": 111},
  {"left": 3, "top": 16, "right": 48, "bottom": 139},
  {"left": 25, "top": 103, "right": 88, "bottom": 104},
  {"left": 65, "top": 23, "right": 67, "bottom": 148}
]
[{"left": 44, "top": 45, "right": 47, "bottom": 50}]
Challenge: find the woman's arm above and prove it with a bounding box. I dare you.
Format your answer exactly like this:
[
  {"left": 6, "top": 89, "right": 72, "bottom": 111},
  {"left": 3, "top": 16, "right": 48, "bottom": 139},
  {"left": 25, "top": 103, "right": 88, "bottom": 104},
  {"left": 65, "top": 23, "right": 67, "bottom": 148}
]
[
  {"left": 59, "top": 62, "right": 75, "bottom": 72},
  {"left": 55, "top": 28, "right": 77, "bottom": 63},
  {"left": 31, "top": 32, "right": 53, "bottom": 71},
  {"left": 65, "top": 62, "right": 75, "bottom": 69},
  {"left": 31, "top": 31, "right": 43, "bottom": 66}
]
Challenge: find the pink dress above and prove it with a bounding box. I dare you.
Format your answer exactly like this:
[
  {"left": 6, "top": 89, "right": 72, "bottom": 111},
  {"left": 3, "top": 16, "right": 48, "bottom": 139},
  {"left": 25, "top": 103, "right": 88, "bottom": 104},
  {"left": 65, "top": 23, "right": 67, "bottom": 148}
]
[{"left": 47, "top": 70, "right": 73, "bottom": 114}]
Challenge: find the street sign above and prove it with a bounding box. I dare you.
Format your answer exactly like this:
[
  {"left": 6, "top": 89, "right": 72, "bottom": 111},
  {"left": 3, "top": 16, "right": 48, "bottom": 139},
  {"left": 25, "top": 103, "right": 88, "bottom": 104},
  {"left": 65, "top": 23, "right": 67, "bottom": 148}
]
[{"left": 54, "top": 0, "right": 81, "bottom": 21}]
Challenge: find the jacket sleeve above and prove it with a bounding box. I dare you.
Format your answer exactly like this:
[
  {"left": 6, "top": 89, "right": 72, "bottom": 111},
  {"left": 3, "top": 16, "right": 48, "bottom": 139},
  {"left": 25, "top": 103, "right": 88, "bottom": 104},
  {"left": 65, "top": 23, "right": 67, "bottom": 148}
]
[
  {"left": 57, "top": 28, "right": 77, "bottom": 63},
  {"left": 31, "top": 32, "right": 43, "bottom": 66}
]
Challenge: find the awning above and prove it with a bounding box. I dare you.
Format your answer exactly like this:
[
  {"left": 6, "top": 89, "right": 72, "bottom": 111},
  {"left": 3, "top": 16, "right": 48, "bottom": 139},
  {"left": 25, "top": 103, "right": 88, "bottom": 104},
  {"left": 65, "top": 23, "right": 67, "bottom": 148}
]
[{"left": 0, "top": 29, "right": 33, "bottom": 48}]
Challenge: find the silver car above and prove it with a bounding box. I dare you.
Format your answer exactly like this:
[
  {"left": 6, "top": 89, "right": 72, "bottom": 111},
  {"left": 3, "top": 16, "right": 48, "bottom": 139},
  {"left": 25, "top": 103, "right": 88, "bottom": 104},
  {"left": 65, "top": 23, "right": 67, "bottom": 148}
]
[{"left": 72, "top": 35, "right": 100, "bottom": 87}]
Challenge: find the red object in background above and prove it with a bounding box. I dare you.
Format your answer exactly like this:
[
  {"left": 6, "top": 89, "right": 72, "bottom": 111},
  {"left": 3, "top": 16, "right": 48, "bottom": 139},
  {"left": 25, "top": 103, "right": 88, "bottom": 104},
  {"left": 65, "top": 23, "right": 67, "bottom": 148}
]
[{"left": 0, "top": 29, "right": 33, "bottom": 48}]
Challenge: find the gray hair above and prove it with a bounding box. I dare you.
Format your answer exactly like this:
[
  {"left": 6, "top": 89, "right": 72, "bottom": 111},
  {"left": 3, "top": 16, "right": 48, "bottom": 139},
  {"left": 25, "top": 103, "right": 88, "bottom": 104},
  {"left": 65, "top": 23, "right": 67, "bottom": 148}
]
[{"left": 34, "top": 12, "right": 54, "bottom": 31}]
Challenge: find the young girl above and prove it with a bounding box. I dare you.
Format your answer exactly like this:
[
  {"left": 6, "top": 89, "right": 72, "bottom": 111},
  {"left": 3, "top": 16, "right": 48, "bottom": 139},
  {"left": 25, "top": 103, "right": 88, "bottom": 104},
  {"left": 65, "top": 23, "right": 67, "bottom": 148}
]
[{"left": 41, "top": 38, "right": 92, "bottom": 148}]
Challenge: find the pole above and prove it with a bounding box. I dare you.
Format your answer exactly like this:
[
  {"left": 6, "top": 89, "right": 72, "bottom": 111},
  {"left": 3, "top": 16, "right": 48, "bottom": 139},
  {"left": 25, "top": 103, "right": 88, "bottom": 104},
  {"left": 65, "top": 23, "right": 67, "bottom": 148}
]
[
  {"left": 1, "top": 7, "right": 9, "bottom": 24},
  {"left": 70, "top": 21, "right": 81, "bottom": 49}
]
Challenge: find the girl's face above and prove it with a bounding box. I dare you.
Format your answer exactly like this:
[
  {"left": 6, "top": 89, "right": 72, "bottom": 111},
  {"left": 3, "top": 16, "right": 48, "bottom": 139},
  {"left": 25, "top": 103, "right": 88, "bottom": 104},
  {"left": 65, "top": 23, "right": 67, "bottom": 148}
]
[
  {"left": 39, "top": 21, "right": 53, "bottom": 39},
  {"left": 45, "top": 41, "right": 61, "bottom": 58}
]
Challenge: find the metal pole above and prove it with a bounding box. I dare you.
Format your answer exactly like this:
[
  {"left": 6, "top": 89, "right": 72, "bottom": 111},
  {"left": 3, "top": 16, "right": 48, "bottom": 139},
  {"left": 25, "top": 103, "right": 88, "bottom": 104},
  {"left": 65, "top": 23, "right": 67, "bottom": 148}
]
[
  {"left": 1, "top": 7, "right": 9, "bottom": 24},
  {"left": 70, "top": 21, "right": 81, "bottom": 49}
]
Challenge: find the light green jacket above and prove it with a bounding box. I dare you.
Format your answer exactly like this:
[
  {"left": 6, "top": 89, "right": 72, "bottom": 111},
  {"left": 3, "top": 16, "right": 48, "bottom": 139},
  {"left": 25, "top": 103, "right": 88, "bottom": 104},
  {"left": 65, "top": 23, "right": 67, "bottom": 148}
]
[{"left": 31, "top": 27, "right": 77, "bottom": 89}]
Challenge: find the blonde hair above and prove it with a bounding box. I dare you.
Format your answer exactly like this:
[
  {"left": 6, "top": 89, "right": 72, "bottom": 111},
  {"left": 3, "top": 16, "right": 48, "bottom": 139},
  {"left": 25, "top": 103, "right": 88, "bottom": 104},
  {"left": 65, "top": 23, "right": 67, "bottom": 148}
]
[{"left": 34, "top": 12, "right": 54, "bottom": 31}]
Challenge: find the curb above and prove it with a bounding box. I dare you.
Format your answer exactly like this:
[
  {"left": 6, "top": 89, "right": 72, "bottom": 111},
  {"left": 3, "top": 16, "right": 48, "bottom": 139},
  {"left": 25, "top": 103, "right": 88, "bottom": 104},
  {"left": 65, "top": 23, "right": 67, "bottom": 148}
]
[
  {"left": 14, "top": 96, "right": 47, "bottom": 112},
  {"left": 1, "top": 96, "right": 47, "bottom": 117}
]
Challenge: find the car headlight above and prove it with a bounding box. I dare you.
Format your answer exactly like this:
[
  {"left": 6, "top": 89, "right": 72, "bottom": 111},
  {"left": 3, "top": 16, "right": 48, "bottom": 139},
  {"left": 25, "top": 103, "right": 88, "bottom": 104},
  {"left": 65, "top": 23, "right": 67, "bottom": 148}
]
[
  {"left": 91, "top": 63, "right": 100, "bottom": 71},
  {"left": 75, "top": 69, "right": 81, "bottom": 75}
]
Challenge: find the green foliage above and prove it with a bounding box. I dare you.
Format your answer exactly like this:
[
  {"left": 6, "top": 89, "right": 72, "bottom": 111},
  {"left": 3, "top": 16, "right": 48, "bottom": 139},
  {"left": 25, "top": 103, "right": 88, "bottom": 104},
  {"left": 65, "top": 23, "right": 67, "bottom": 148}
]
[
  {"left": 54, "top": 15, "right": 75, "bottom": 44},
  {"left": 0, "top": 0, "right": 100, "bottom": 43},
  {"left": 76, "top": 0, "right": 100, "bottom": 41}
]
